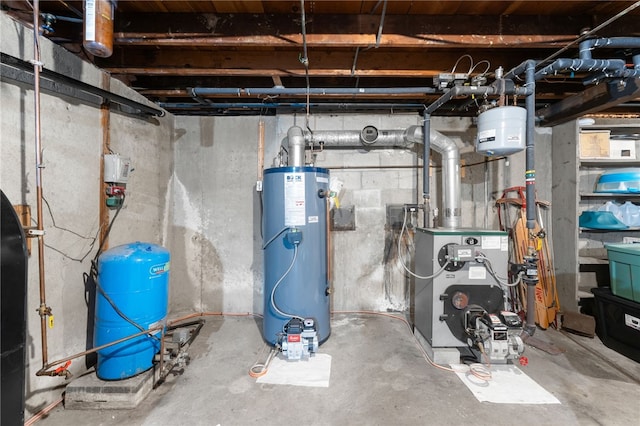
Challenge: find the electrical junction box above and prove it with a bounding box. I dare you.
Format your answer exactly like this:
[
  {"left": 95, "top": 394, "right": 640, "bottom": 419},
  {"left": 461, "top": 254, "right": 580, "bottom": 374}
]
[{"left": 104, "top": 154, "right": 131, "bottom": 183}]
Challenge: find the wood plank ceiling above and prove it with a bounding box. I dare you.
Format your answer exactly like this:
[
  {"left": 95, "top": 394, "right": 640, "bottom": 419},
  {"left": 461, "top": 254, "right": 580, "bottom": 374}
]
[{"left": 2, "top": 0, "right": 640, "bottom": 120}]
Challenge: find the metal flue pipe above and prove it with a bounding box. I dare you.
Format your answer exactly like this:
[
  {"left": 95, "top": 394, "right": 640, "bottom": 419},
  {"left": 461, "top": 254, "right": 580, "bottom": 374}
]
[
  {"left": 287, "top": 126, "right": 306, "bottom": 167},
  {"left": 405, "top": 125, "right": 461, "bottom": 229},
  {"left": 287, "top": 124, "right": 461, "bottom": 229}
]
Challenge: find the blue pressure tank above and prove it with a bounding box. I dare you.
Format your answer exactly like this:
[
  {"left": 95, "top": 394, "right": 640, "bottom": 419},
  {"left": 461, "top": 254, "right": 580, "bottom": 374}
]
[
  {"left": 262, "top": 166, "right": 331, "bottom": 345},
  {"left": 95, "top": 242, "right": 169, "bottom": 380}
]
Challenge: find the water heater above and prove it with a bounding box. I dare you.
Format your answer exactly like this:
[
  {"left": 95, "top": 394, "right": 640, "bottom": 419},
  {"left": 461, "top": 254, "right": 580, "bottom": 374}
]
[{"left": 262, "top": 166, "right": 331, "bottom": 347}]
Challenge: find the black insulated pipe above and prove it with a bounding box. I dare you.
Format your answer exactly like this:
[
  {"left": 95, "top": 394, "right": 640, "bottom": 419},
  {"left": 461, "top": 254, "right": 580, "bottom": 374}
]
[
  {"left": 0, "top": 53, "right": 165, "bottom": 117},
  {"left": 524, "top": 60, "right": 538, "bottom": 336},
  {"left": 579, "top": 37, "right": 640, "bottom": 60}
]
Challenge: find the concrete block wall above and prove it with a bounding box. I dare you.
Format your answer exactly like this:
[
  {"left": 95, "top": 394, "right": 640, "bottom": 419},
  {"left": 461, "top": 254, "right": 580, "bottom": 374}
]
[{"left": 1, "top": 13, "right": 174, "bottom": 420}]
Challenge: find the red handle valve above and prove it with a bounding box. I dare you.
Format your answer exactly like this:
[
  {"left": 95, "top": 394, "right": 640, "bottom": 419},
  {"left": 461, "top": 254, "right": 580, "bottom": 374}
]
[
  {"left": 54, "top": 360, "right": 71, "bottom": 374},
  {"left": 519, "top": 356, "right": 529, "bottom": 366}
]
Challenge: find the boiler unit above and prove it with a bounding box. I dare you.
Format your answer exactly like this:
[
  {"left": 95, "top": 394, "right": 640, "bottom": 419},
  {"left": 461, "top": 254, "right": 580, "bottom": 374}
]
[
  {"left": 414, "top": 228, "right": 524, "bottom": 364},
  {"left": 95, "top": 242, "right": 170, "bottom": 380},
  {"left": 262, "top": 166, "right": 330, "bottom": 358}
]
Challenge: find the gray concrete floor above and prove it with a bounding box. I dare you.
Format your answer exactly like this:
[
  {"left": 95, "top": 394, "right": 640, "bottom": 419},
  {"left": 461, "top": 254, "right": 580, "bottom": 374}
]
[{"left": 37, "top": 313, "right": 640, "bottom": 426}]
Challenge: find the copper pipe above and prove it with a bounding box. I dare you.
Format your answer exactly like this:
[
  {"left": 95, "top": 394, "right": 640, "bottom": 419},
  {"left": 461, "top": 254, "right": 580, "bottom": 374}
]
[
  {"left": 99, "top": 74, "right": 110, "bottom": 250},
  {"left": 257, "top": 119, "right": 265, "bottom": 184},
  {"left": 36, "top": 325, "right": 164, "bottom": 376},
  {"left": 32, "top": 0, "right": 51, "bottom": 371},
  {"left": 326, "top": 197, "right": 332, "bottom": 293},
  {"left": 38, "top": 312, "right": 257, "bottom": 374}
]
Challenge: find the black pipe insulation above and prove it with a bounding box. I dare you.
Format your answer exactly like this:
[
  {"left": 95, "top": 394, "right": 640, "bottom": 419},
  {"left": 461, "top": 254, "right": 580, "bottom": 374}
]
[
  {"left": 579, "top": 37, "right": 640, "bottom": 60},
  {"left": 534, "top": 58, "right": 628, "bottom": 81},
  {"left": 190, "top": 86, "right": 438, "bottom": 97},
  {"left": 524, "top": 60, "right": 538, "bottom": 336}
]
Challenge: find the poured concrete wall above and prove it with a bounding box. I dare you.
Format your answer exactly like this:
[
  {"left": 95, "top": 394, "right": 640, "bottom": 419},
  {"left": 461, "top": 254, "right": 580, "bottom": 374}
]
[
  {"left": 171, "top": 113, "right": 552, "bottom": 314},
  {"left": 1, "top": 13, "right": 174, "bottom": 420}
]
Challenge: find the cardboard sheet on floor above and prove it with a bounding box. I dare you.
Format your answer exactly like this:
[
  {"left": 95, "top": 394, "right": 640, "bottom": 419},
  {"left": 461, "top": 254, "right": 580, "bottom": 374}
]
[
  {"left": 256, "top": 353, "right": 331, "bottom": 387},
  {"left": 451, "top": 364, "right": 561, "bottom": 404}
]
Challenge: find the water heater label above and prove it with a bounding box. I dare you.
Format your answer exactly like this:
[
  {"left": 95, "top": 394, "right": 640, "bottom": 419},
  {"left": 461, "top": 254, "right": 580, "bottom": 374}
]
[{"left": 284, "top": 173, "right": 306, "bottom": 226}]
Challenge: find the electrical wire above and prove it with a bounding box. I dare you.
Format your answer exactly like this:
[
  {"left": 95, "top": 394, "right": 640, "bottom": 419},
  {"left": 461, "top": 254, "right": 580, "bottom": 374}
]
[
  {"left": 269, "top": 244, "right": 304, "bottom": 321},
  {"left": 475, "top": 254, "right": 522, "bottom": 287},
  {"left": 451, "top": 54, "right": 473, "bottom": 74},
  {"left": 262, "top": 226, "right": 290, "bottom": 249},
  {"left": 469, "top": 60, "right": 491, "bottom": 76},
  {"left": 299, "top": 0, "right": 311, "bottom": 128},
  {"left": 397, "top": 208, "right": 450, "bottom": 280},
  {"left": 249, "top": 345, "right": 278, "bottom": 378},
  {"left": 82, "top": 194, "right": 160, "bottom": 341},
  {"left": 41, "top": 195, "right": 100, "bottom": 262}
]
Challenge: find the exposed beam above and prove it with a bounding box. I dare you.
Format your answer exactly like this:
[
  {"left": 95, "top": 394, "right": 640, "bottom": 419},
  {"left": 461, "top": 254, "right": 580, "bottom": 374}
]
[
  {"left": 115, "top": 33, "right": 575, "bottom": 48},
  {"left": 114, "top": 13, "right": 638, "bottom": 43},
  {"left": 98, "top": 48, "right": 550, "bottom": 78},
  {"left": 113, "top": 13, "right": 639, "bottom": 48},
  {"left": 537, "top": 78, "right": 640, "bottom": 126}
]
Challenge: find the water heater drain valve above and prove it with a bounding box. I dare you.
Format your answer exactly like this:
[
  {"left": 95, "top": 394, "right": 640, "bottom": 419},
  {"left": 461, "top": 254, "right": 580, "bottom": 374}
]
[{"left": 280, "top": 318, "right": 318, "bottom": 360}]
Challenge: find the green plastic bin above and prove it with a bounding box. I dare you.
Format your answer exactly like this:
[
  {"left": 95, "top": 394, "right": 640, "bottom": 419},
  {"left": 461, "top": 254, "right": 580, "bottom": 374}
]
[{"left": 606, "top": 243, "right": 640, "bottom": 302}]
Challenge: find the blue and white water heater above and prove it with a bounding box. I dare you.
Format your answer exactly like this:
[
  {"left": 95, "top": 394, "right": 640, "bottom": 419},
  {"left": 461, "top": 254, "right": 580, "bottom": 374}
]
[{"left": 262, "top": 166, "right": 331, "bottom": 346}]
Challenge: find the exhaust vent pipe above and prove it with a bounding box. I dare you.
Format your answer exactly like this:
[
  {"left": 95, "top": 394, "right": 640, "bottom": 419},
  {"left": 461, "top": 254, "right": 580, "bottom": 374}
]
[
  {"left": 405, "top": 126, "right": 461, "bottom": 229},
  {"left": 287, "top": 126, "right": 306, "bottom": 167},
  {"left": 286, "top": 125, "right": 461, "bottom": 229}
]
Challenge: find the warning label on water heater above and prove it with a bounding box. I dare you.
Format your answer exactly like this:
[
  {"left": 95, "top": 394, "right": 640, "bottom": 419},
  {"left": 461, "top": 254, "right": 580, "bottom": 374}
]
[{"left": 284, "top": 173, "right": 306, "bottom": 226}]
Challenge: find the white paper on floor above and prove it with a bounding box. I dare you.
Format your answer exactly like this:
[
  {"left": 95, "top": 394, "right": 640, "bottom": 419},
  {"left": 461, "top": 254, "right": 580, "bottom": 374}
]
[
  {"left": 451, "top": 364, "right": 561, "bottom": 404},
  {"left": 256, "top": 353, "right": 332, "bottom": 387}
]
